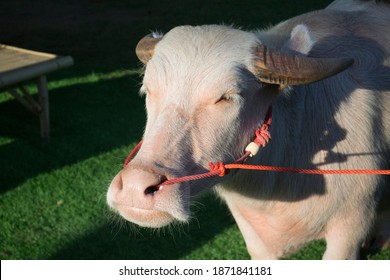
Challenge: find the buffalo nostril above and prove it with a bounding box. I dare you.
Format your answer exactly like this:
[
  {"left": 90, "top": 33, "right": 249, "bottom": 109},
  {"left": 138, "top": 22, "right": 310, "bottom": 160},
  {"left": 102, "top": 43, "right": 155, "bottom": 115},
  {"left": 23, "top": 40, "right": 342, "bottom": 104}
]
[
  {"left": 144, "top": 175, "right": 168, "bottom": 195},
  {"left": 144, "top": 185, "right": 160, "bottom": 195}
]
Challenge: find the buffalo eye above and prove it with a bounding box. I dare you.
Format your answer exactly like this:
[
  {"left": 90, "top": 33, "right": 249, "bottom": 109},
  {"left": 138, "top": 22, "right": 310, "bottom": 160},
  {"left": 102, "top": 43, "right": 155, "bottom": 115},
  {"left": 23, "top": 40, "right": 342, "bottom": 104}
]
[{"left": 216, "top": 94, "right": 234, "bottom": 104}]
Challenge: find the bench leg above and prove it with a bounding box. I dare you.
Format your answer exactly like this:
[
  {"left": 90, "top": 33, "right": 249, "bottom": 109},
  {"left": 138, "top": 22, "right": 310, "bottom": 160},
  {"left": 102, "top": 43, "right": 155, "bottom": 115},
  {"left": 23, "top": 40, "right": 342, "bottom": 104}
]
[{"left": 37, "top": 75, "right": 50, "bottom": 143}]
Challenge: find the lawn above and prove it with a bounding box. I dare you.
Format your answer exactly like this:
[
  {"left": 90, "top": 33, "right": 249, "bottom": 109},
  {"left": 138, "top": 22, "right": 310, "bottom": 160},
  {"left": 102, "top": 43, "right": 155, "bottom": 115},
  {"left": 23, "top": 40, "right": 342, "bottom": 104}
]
[{"left": 0, "top": 0, "right": 389, "bottom": 260}]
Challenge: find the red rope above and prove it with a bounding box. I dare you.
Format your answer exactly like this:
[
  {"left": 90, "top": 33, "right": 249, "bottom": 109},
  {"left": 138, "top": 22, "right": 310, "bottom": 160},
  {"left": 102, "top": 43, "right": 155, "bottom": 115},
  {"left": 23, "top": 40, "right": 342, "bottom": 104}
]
[
  {"left": 123, "top": 106, "right": 390, "bottom": 187},
  {"left": 254, "top": 106, "right": 272, "bottom": 147},
  {"left": 123, "top": 139, "right": 143, "bottom": 168},
  {"left": 217, "top": 163, "right": 390, "bottom": 175},
  {"left": 157, "top": 162, "right": 390, "bottom": 187}
]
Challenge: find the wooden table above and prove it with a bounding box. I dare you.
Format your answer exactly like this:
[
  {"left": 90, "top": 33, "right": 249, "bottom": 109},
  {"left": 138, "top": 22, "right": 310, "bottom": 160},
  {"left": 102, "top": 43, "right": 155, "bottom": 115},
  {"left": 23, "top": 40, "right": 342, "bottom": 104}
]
[{"left": 0, "top": 44, "right": 74, "bottom": 142}]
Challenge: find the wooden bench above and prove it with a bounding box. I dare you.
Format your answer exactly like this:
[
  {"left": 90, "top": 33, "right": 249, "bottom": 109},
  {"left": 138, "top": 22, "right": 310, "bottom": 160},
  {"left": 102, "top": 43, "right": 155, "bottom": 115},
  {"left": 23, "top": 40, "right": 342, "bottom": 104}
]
[{"left": 0, "top": 44, "right": 74, "bottom": 142}]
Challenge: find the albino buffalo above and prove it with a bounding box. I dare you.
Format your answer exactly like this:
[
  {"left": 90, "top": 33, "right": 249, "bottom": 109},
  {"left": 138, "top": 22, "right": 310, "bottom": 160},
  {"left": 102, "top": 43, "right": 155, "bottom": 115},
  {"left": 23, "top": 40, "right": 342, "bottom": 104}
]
[{"left": 107, "top": 0, "right": 390, "bottom": 259}]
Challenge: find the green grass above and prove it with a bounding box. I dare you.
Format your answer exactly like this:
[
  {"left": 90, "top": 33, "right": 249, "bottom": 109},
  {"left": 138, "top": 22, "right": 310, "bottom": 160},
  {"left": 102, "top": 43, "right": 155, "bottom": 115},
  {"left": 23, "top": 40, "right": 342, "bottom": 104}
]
[{"left": 0, "top": 0, "right": 389, "bottom": 260}]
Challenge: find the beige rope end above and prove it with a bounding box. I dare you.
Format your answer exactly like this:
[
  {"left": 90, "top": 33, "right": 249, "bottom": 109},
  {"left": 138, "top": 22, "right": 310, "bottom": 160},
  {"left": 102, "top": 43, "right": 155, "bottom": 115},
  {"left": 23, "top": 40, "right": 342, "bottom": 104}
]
[{"left": 245, "top": 142, "right": 260, "bottom": 157}]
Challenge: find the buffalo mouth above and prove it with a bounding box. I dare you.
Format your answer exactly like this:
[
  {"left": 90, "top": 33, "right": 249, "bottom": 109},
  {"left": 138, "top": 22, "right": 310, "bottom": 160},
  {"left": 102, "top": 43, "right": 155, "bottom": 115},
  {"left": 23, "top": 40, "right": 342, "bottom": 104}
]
[{"left": 117, "top": 205, "right": 177, "bottom": 228}]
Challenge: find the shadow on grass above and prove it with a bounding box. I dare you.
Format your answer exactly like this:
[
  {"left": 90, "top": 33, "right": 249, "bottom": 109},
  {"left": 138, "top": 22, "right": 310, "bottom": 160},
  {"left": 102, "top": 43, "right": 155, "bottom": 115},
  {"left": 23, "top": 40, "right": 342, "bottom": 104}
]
[
  {"left": 50, "top": 194, "right": 249, "bottom": 260},
  {"left": 0, "top": 72, "right": 145, "bottom": 193}
]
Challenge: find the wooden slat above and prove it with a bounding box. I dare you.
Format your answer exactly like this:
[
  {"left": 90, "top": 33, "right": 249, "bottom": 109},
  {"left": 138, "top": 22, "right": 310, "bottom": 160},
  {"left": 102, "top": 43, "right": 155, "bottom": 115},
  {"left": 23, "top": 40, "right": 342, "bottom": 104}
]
[
  {"left": 0, "top": 45, "right": 56, "bottom": 72},
  {"left": 0, "top": 44, "right": 74, "bottom": 88},
  {"left": 8, "top": 88, "right": 39, "bottom": 115}
]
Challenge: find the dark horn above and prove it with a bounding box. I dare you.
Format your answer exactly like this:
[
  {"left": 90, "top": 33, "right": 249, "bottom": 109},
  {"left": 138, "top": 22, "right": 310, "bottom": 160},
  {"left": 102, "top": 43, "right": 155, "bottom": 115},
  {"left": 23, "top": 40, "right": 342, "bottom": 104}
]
[
  {"left": 135, "top": 34, "right": 162, "bottom": 64},
  {"left": 254, "top": 45, "right": 354, "bottom": 86}
]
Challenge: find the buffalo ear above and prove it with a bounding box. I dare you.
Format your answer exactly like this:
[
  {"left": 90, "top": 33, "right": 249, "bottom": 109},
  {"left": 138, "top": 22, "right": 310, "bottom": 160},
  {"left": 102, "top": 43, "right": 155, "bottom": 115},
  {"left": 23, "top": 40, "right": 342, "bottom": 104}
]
[
  {"left": 135, "top": 33, "right": 162, "bottom": 64},
  {"left": 281, "top": 24, "right": 314, "bottom": 55},
  {"left": 254, "top": 44, "right": 354, "bottom": 86}
]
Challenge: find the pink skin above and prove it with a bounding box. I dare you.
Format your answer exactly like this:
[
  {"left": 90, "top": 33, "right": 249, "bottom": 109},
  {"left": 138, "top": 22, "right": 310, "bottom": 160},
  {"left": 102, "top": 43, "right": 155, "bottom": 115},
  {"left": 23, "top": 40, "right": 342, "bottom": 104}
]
[
  {"left": 107, "top": 0, "right": 390, "bottom": 259},
  {"left": 107, "top": 66, "right": 275, "bottom": 227}
]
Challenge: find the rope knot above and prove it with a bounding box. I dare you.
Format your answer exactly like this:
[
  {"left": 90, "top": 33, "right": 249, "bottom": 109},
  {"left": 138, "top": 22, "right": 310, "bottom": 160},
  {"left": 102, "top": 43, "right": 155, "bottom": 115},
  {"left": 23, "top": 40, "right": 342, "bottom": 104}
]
[
  {"left": 209, "top": 162, "right": 228, "bottom": 177},
  {"left": 254, "top": 124, "right": 271, "bottom": 147}
]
